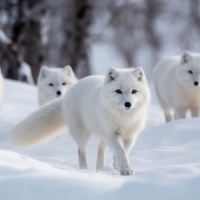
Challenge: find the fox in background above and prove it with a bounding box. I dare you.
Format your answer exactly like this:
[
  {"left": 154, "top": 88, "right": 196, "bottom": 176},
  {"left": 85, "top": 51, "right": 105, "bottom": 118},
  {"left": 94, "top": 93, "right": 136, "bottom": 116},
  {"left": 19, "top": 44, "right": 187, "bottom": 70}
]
[
  {"left": 37, "top": 65, "right": 77, "bottom": 106},
  {"left": 154, "top": 51, "right": 200, "bottom": 122},
  {"left": 11, "top": 67, "right": 150, "bottom": 176}
]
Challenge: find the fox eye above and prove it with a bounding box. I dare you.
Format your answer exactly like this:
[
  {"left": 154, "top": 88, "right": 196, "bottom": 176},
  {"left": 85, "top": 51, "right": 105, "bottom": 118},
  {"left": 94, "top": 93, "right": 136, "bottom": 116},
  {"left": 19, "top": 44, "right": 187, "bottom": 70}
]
[
  {"left": 116, "top": 89, "right": 122, "bottom": 94},
  {"left": 132, "top": 90, "right": 137, "bottom": 94},
  {"left": 49, "top": 83, "right": 54, "bottom": 86},
  {"left": 62, "top": 82, "right": 66, "bottom": 85},
  {"left": 188, "top": 70, "right": 193, "bottom": 74}
]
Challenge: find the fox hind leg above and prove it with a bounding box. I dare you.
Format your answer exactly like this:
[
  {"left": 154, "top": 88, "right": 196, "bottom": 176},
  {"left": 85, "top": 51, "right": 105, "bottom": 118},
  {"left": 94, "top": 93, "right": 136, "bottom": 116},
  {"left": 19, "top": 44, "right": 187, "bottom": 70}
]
[
  {"left": 96, "top": 139, "right": 107, "bottom": 170},
  {"left": 174, "top": 107, "right": 187, "bottom": 119},
  {"left": 161, "top": 106, "right": 174, "bottom": 122},
  {"left": 78, "top": 148, "right": 90, "bottom": 169},
  {"left": 164, "top": 112, "right": 174, "bottom": 122},
  {"left": 69, "top": 122, "right": 91, "bottom": 170},
  {"left": 191, "top": 106, "right": 200, "bottom": 117}
]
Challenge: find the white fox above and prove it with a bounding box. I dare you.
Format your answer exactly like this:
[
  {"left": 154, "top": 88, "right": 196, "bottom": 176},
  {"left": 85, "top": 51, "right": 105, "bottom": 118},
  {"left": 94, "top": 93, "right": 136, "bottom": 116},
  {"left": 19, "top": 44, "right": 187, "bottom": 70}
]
[
  {"left": 154, "top": 51, "right": 200, "bottom": 122},
  {"left": 11, "top": 67, "right": 150, "bottom": 176},
  {"left": 0, "top": 68, "right": 3, "bottom": 107},
  {"left": 37, "top": 65, "right": 77, "bottom": 105}
]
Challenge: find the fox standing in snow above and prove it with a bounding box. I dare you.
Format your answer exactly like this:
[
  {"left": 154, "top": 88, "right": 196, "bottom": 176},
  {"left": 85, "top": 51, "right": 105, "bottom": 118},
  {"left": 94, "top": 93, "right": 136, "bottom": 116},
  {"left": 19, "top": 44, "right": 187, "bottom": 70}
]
[
  {"left": 37, "top": 65, "right": 77, "bottom": 105},
  {"left": 0, "top": 68, "right": 3, "bottom": 107},
  {"left": 11, "top": 67, "right": 150, "bottom": 176},
  {"left": 154, "top": 51, "right": 200, "bottom": 122}
]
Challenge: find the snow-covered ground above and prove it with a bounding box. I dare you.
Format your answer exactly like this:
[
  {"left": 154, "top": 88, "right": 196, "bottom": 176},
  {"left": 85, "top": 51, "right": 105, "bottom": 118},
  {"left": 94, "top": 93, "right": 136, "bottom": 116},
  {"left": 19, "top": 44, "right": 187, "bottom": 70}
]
[{"left": 0, "top": 79, "right": 200, "bottom": 200}]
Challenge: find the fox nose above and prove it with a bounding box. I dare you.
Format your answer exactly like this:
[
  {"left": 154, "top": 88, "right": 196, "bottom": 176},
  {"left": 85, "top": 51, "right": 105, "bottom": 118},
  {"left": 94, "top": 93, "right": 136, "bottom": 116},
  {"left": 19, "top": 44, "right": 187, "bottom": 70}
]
[
  {"left": 194, "top": 81, "right": 199, "bottom": 86},
  {"left": 57, "top": 91, "right": 61, "bottom": 96},
  {"left": 125, "top": 102, "right": 131, "bottom": 108}
]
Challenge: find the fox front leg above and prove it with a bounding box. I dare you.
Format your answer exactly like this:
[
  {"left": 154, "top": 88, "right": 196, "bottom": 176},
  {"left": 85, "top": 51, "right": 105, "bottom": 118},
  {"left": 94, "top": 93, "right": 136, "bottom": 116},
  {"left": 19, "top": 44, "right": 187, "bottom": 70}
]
[
  {"left": 113, "top": 137, "right": 135, "bottom": 172},
  {"left": 109, "top": 135, "right": 133, "bottom": 176},
  {"left": 191, "top": 106, "right": 200, "bottom": 117},
  {"left": 174, "top": 107, "right": 187, "bottom": 119}
]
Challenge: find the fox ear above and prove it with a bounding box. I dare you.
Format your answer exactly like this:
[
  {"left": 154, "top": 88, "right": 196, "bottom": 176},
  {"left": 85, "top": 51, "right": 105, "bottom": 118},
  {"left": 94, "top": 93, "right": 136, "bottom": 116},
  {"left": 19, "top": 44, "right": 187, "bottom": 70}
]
[
  {"left": 38, "top": 66, "right": 51, "bottom": 79},
  {"left": 105, "top": 67, "right": 119, "bottom": 83},
  {"left": 63, "top": 65, "right": 74, "bottom": 76},
  {"left": 180, "top": 51, "right": 192, "bottom": 64},
  {"left": 63, "top": 65, "right": 77, "bottom": 81},
  {"left": 132, "top": 67, "right": 146, "bottom": 83}
]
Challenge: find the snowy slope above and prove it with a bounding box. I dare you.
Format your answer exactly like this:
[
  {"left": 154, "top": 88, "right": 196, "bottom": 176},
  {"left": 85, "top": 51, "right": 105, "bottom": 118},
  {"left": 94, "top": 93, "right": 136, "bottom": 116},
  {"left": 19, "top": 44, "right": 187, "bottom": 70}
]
[{"left": 0, "top": 79, "right": 200, "bottom": 200}]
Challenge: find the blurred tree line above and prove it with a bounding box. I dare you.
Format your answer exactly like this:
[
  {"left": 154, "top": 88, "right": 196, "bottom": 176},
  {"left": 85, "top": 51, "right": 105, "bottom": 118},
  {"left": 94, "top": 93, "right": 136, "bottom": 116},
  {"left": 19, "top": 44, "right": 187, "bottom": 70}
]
[{"left": 0, "top": 0, "right": 200, "bottom": 83}]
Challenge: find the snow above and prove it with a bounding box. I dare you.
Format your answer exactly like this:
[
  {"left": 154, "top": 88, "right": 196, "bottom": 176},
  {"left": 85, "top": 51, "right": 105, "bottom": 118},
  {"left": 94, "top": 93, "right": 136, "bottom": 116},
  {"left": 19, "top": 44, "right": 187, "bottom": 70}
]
[{"left": 0, "top": 79, "right": 200, "bottom": 199}]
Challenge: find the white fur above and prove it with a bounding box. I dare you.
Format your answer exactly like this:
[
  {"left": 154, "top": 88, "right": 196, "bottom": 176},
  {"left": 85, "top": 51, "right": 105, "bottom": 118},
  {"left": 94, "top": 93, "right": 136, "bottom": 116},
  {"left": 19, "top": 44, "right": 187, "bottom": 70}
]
[
  {"left": 154, "top": 51, "right": 200, "bottom": 122},
  {"left": 11, "top": 67, "right": 150, "bottom": 176},
  {"left": 37, "top": 65, "right": 77, "bottom": 106},
  {"left": 11, "top": 98, "right": 66, "bottom": 145},
  {"left": 0, "top": 68, "right": 3, "bottom": 107}
]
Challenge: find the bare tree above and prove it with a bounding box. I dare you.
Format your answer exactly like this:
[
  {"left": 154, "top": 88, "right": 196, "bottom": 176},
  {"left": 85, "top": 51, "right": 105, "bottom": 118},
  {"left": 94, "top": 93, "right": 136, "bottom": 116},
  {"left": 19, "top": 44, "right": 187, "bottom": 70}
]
[
  {"left": 45, "top": 0, "right": 93, "bottom": 78},
  {"left": 1, "top": 0, "right": 200, "bottom": 82},
  {"left": 11, "top": 0, "right": 49, "bottom": 83},
  {"left": 0, "top": 30, "right": 34, "bottom": 84},
  {"left": 98, "top": 0, "right": 163, "bottom": 74}
]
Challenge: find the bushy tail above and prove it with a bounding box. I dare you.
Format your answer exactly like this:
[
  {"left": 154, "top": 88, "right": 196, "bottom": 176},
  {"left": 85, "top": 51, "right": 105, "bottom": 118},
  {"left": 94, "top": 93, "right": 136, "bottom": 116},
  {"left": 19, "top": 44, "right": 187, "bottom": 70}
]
[{"left": 10, "top": 98, "right": 66, "bottom": 146}]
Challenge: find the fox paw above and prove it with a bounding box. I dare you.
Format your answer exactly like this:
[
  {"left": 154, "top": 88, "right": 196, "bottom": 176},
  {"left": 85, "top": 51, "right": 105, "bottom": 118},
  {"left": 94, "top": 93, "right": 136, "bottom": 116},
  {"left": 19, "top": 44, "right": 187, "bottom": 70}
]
[{"left": 120, "top": 166, "right": 134, "bottom": 176}]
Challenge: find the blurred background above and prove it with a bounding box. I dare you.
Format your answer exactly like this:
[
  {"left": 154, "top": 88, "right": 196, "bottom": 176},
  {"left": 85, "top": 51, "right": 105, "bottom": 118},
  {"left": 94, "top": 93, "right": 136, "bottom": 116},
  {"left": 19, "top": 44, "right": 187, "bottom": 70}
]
[{"left": 0, "top": 0, "right": 200, "bottom": 84}]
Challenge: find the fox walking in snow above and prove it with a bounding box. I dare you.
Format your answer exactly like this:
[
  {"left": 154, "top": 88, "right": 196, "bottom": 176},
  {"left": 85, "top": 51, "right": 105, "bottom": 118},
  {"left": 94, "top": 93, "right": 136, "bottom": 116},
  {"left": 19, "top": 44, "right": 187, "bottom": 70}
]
[
  {"left": 37, "top": 65, "right": 77, "bottom": 105},
  {"left": 0, "top": 68, "right": 3, "bottom": 107},
  {"left": 154, "top": 51, "right": 200, "bottom": 122},
  {"left": 11, "top": 67, "right": 150, "bottom": 176}
]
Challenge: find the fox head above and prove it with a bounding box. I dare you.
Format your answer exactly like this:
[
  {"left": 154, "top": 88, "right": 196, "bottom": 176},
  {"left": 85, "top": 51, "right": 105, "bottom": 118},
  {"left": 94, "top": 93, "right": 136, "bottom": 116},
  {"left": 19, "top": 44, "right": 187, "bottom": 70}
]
[
  {"left": 102, "top": 67, "right": 150, "bottom": 112},
  {"left": 37, "top": 65, "right": 77, "bottom": 101},
  {"left": 179, "top": 51, "right": 200, "bottom": 89}
]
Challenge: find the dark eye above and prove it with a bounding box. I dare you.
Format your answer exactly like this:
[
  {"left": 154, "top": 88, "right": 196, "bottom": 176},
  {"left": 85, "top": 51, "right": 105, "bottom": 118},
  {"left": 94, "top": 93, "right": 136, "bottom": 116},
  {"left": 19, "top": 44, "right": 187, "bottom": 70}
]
[
  {"left": 49, "top": 83, "right": 54, "bottom": 86},
  {"left": 132, "top": 90, "right": 137, "bottom": 94},
  {"left": 188, "top": 70, "right": 193, "bottom": 74},
  {"left": 62, "top": 82, "right": 66, "bottom": 85},
  {"left": 116, "top": 89, "right": 122, "bottom": 94}
]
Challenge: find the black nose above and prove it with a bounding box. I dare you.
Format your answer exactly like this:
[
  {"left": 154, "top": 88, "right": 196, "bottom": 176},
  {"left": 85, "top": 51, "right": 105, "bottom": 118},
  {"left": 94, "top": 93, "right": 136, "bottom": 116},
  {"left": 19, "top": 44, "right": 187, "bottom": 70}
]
[
  {"left": 125, "top": 102, "right": 131, "bottom": 108},
  {"left": 194, "top": 81, "right": 199, "bottom": 86},
  {"left": 57, "top": 91, "right": 61, "bottom": 96}
]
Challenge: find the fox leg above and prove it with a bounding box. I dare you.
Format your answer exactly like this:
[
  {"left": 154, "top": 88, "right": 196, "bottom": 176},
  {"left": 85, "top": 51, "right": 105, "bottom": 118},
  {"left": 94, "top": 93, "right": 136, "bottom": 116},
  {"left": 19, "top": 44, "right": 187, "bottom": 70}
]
[
  {"left": 191, "top": 107, "right": 200, "bottom": 117},
  {"left": 109, "top": 135, "right": 133, "bottom": 176},
  {"left": 69, "top": 123, "right": 91, "bottom": 170},
  {"left": 113, "top": 137, "right": 135, "bottom": 171},
  {"left": 78, "top": 148, "right": 90, "bottom": 169},
  {"left": 164, "top": 112, "right": 174, "bottom": 122},
  {"left": 123, "top": 138, "right": 136, "bottom": 155},
  {"left": 113, "top": 155, "right": 118, "bottom": 170},
  {"left": 162, "top": 107, "right": 174, "bottom": 122},
  {"left": 156, "top": 90, "right": 174, "bottom": 122},
  {"left": 174, "top": 107, "right": 186, "bottom": 119},
  {"left": 77, "top": 130, "right": 91, "bottom": 169},
  {"left": 96, "top": 140, "right": 107, "bottom": 170}
]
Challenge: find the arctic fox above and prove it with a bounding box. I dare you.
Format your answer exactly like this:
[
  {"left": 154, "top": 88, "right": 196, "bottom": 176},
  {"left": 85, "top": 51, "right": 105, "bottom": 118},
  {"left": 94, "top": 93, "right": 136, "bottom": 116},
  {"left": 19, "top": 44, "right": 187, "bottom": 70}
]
[
  {"left": 37, "top": 65, "right": 77, "bottom": 105},
  {"left": 0, "top": 68, "right": 3, "bottom": 107},
  {"left": 154, "top": 51, "right": 200, "bottom": 122},
  {"left": 11, "top": 67, "right": 150, "bottom": 176}
]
